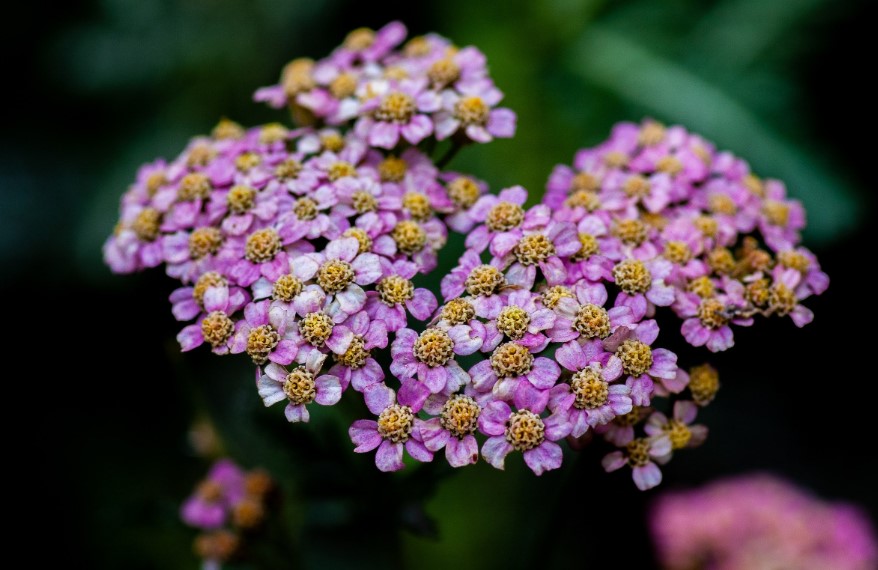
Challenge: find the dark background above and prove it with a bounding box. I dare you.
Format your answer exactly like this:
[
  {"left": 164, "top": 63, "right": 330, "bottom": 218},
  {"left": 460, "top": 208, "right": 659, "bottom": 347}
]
[{"left": 9, "top": 0, "right": 876, "bottom": 567}]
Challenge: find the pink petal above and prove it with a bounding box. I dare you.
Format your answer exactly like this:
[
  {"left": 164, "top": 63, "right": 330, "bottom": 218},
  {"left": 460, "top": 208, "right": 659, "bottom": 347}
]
[
  {"left": 363, "top": 383, "right": 395, "bottom": 415},
  {"left": 632, "top": 462, "right": 662, "bottom": 490},
  {"left": 481, "top": 436, "right": 513, "bottom": 470},
  {"left": 555, "top": 340, "right": 586, "bottom": 372},
  {"left": 513, "top": 381, "right": 550, "bottom": 414},
  {"left": 404, "top": 438, "right": 434, "bottom": 462},
  {"left": 527, "top": 357, "right": 561, "bottom": 389},
  {"left": 406, "top": 288, "right": 438, "bottom": 320},
  {"left": 375, "top": 440, "right": 404, "bottom": 472},
  {"left": 177, "top": 325, "right": 204, "bottom": 352},
  {"left": 400, "top": 115, "right": 433, "bottom": 144},
  {"left": 446, "top": 435, "right": 479, "bottom": 467},
  {"left": 398, "top": 378, "right": 431, "bottom": 411},
  {"left": 421, "top": 365, "right": 449, "bottom": 393},
  {"left": 419, "top": 417, "right": 450, "bottom": 452},
  {"left": 523, "top": 441, "right": 563, "bottom": 476},
  {"left": 369, "top": 122, "right": 400, "bottom": 149},
  {"left": 315, "top": 375, "right": 343, "bottom": 405},
  {"left": 486, "top": 108, "right": 516, "bottom": 138},
  {"left": 478, "top": 400, "right": 511, "bottom": 436},
  {"left": 349, "top": 420, "right": 381, "bottom": 452},
  {"left": 284, "top": 403, "right": 310, "bottom": 423},
  {"left": 602, "top": 450, "right": 627, "bottom": 472}
]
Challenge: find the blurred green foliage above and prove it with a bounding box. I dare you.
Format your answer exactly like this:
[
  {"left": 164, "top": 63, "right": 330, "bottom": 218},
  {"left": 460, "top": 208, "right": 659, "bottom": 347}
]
[{"left": 11, "top": 0, "right": 872, "bottom": 568}]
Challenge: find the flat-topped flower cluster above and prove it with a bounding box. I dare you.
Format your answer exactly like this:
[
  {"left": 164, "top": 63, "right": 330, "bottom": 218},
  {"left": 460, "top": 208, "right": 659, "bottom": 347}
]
[{"left": 105, "top": 22, "right": 826, "bottom": 489}]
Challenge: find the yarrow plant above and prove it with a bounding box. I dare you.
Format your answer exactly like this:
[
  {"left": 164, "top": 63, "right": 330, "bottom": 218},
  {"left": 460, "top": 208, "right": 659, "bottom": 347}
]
[
  {"left": 181, "top": 459, "right": 275, "bottom": 569},
  {"left": 649, "top": 474, "right": 878, "bottom": 570},
  {"left": 105, "top": 22, "right": 828, "bottom": 492}
]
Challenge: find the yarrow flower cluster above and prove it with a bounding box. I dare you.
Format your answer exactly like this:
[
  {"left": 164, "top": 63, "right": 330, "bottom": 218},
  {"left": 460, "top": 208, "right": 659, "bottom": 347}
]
[
  {"left": 105, "top": 23, "right": 827, "bottom": 489},
  {"left": 649, "top": 474, "right": 878, "bottom": 570},
  {"left": 181, "top": 459, "right": 275, "bottom": 569}
]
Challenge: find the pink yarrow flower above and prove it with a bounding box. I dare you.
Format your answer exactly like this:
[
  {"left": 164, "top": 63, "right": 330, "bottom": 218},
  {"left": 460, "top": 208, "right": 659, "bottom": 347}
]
[
  {"left": 364, "top": 258, "right": 438, "bottom": 332},
  {"left": 549, "top": 339, "right": 631, "bottom": 437},
  {"left": 478, "top": 401, "right": 571, "bottom": 476},
  {"left": 257, "top": 347, "right": 343, "bottom": 422},
  {"left": 348, "top": 383, "right": 433, "bottom": 472},
  {"left": 390, "top": 325, "right": 483, "bottom": 410}
]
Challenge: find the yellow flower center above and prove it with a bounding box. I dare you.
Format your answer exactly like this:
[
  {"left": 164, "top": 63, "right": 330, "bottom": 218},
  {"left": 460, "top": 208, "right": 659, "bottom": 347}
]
[
  {"left": 574, "top": 303, "right": 611, "bottom": 339},
  {"left": 379, "top": 156, "right": 408, "bottom": 182},
  {"left": 540, "top": 285, "right": 574, "bottom": 309},
  {"left": 275, "top": 159, "right": 302, "bottom": 180},
  {"left": 193, "top": 271, "right": 227, "bottom": 307},
  {"left": 688, "top": 364, "right": 719, "bottom": 406},
  {"left": 335, "top": 335, "right": 370, "bottom": 369},
  {"left": 490, "top": 342, "right": 533, "bottom": 378},
  {"left": 403, "top": 192, "right": 432, "bottom": 221},
  {"left": 564, "top": 190, "right": 602, "bottom": 212},
  {"left": 375, "top": 92, "right": 416, "bottom": 123},
  {"left": 245, "top": 228, "right": 282, "bottom": 263},
  {"left": 189, "top": 228, "right": 223, "bottom": 260},
  {"left": 762, "top": 200, "right": 790, "bottom": 227},
  {"left": 638, "top": 121, "right": 666, "bottom": 146},
  {"left": 707, "top": 247, "right": 735, "bottom": 275},
  {"left": 697, "top": 298, "right": 729, "bottom": 329},
  {"left": 281, "top": 58, "right": 315, "bottom": 96},
  {"left": 768, "top": 282, "right": 797, "bottom": 316},
  {"left": 664, "top": 420, "right": 692, "bottom": 450},
  {"left": 377, "top": 404, "right": 414, "bottom": 443},
  {"left": 663, "top": 240, "right": 692, "bottom": 264},
  {"left": 351, "top": 190, "right": 377, "bottom": 213},
  {"left": 321, "top": 132, "right": 345, "bottom": 153},
  {"left": 655, "top": 156, "right": 682, "bottom": 175},
  {"left": 496, "top": 306, "right": 530, "bottom": 340},
  {"left": 440, "top": 298, "right": 476, "bottom": 325},
  {"left": 376, "top": 275, "right": 415, "bottom": 306},
  {"left": 688, "top": 276, "right": 716, "bottom": 298},
  {"left": 283, "top": 368, "right": 316, "bottom": 405},
  {"left": 317, "top": 259, "right": 355, "bottom": 294},
  {"left": 413, "top": 329, "right": 455, "bottom": 367},
  {"left": 235, "top": 152, "right": 261, "bottom": 172},
  {"left": 428, "top": 57, "right": 461, "bottom": 86},
  {"left": 514, "top": 234, "right": 556, "bottom": 265},
  {"left": 328, "top": 161, "right": 356, "bottom": 181},
  {"left": 201, "top": 311, "right": 234, "bottom": 347},
  {"left": 623, "top": 175, "right": 651, "bottom": 198},
  {"left": 343, "top": 228, "right": 373, "bottom": 254},
  {"left": 465, "top": 265, "right": 506, "bottom": 296},
  {"left": 486, "top": 201, "right": 525, "bottom": 232},
  {"left": 505, "top": 410, "right": 545, "bottom": 451},
  {"left": 178, "top": 173, "right": 212, "bottom": 201},
  {"left": 259, "top": 123, "right": 289, "bottom": 145},
  {"left": 572, "top": 233, "right": 600, "bottom": 261},
  {"left": 187, "top": 144, "right": 215, "bottom": 168},
  {"left": 330, "top": 73, "right": 358, "bottom": 99},
  {"left": 447, "top": 177, "right": 480, "bottom": 208},
  {"left": 246, "top": 324, "right": 280, "bottom": 365},
  {"left": 440, "top": 394, "right": 481, "bottom": 438},
  {"left": 613, "top": 219, "right": 648, "bottom": 246},
  {"left": 299, "top": 312, "right": 333, "bottom": 347},
  {"left": 227, "top": 185, "right": 256, "bottom": 214},
  {"left": 272, "top": 275, "right": 303, "bottom": 302},
  {"left": 392, "top": 221, "right": 427, "bottom": 255},
  {"left": 613, "top": 259, "right": 652, "bottom": 295},
  {"left": 211, "top": 118, "right": 244, "bottom": 140},
  {"left": 133, "top": 208, "right": 161, "bottom": 242},
  {"left": 454, "top": 96, "right": 489, "bottom": 125},
  {"left": 344, "top": 28, "right": 375, "bottom": 51},
  {"left": 616, "top": 340, "right": 653, "bottom": 377},
  {"left": 570, "top": 367, "right": 609, "bottom": 410},
  {"left": 625, "top": 438, "right": 651, "bottom": 466}
]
